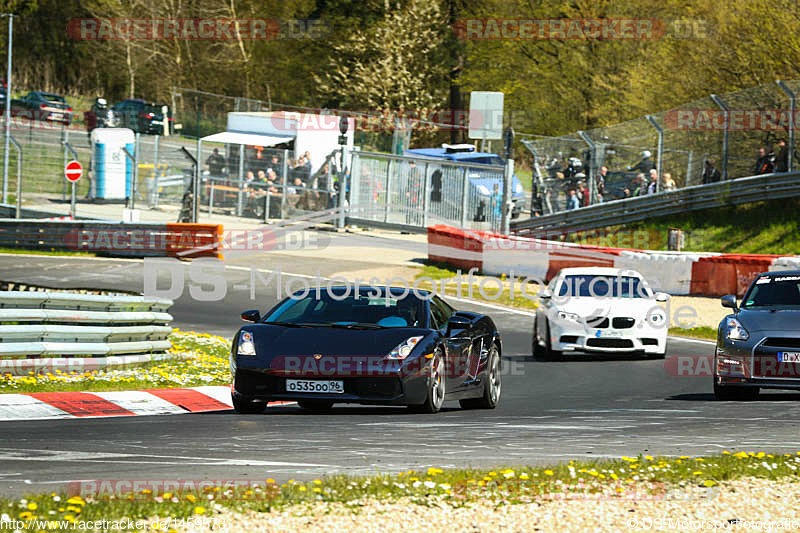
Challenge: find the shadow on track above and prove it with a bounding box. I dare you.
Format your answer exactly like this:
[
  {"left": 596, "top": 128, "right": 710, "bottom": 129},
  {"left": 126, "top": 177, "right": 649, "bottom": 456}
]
[{"left": 667, "top": 392, "right": 800, "bottom": 401}]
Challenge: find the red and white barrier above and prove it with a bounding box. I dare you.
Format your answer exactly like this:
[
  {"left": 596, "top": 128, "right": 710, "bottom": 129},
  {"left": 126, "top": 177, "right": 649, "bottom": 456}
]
[
  {"left": 427, "top": 225, "right": 798, "bottom": 297},
  {"left": 0, "top": 386, "right": 294, "bottom": 421}
]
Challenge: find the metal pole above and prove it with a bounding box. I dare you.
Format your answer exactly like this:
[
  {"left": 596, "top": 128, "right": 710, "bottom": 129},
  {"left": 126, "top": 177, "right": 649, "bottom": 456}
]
[
  {"left": 645, "top": 115, "right": 664, "bottom": 193},
  {"left": 131, "top": 132, "right": 139, "bottom": 209},
  {"left": 337, "top": 147, "right": 347, "bottom": 229},
  {"left": 63, "top": 142, "right": 79, "bottom": 219},
  {"left": 62, "top": 129, "right": 67, "bottom": 201},
  {"left": 384, "top": 159, "right": 392, "bottom": 223},
  {"left": 280, "top": 149, "right": 288, "bottom": 219},
  {"left": 208, "top": 180, "right": 214, "bottom": 214},
  {"left": 501, "top": 159, "right": 513, "bottom": 234},
  {"left": 577, "top": 130, "right": 596, "bottom": 203},
  {"left": 9, "top": 134, "right": 19, "bottom": 217},
  {"left": 710, "top": 94, "right": 729, "bottom": 180},
  {"left": 422, "top": 161, "right": 429, "bottom": 227},
  {"left": 194, "top": 139, "right": 201, "bottom": 223},
  {"left": 777, "top": 80, "right": 795, "bottom": 172},
  {"left": 237, "top": 144, "right": 244, "bottom": 216},
  {"left": 686, "top": 150, "right": 694, "bottom": 186},
  {"left": 264, "top": 191, "right": 270, "bottom": 223},
  {"left": 460, "top": 168, "right": 469, "bottom": 228},
  {"left": 2, "top": 15, "right": 12, "bottom": 204},
  {"left": 152, "top": 134, "right": 159, "bottom": 208}
]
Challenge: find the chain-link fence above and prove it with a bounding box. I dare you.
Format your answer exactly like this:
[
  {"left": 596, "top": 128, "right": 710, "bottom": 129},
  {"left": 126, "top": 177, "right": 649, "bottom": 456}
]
[
  {"left": 523, "top": 79, "right": 800, "bottom": 217},
  {"left": 349, "top": 151, "right": 505, "bottom": 232}
]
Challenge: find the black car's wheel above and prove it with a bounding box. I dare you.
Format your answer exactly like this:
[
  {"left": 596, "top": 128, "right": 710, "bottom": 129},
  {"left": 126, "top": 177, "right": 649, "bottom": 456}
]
[
  {"left": 460, "top": 343, "right": 501, "bottom": 410},
  {"left": 532, "top": 317, "right": 547, "bottom": 361},
  {"left": 410, "top": 348, "right": 446, "bottom": 413},
  {"left": 232, "top": 395, "right": 267, "bottom": 414},
  {"left": 713, "top": 382, "right": 760, "bottom": 401},
  {"left": 544, "top": 320, "right": 563, "bottom": 362},
  {"left": 297, "top": 400, "right": 334, "bottom": 411}
]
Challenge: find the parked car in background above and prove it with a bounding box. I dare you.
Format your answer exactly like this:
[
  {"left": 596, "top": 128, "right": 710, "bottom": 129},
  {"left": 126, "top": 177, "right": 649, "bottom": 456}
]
[
  {"left": 112, "top": 99, "right": 167, "bottom": 135},
  {"left": 10, "top": 91, "right": 73, "bottom": 125}
]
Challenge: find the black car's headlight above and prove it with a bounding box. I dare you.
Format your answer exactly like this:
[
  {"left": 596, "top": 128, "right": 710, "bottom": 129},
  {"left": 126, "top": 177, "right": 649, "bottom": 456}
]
[
  {"left": 724, "top": 317, "right": 749, "bottom": 341},
  {"left": 385, "top": 336, "right": 423, "bottom": 360},
  {"left": 237, "top": 330, "right": 256, "bottom": 357}
]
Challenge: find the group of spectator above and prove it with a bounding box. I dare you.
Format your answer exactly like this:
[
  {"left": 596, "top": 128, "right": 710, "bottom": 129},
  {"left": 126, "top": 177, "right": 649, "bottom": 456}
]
[
  {"left": 753, "top": 139, "right": 789, "bottom": 175},
  {"left": 204, "top": 146, "right": 322, "bottom": 216}
]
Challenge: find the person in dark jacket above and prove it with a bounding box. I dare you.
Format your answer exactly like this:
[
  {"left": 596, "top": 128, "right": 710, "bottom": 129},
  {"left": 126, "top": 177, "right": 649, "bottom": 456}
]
[
  {"left": 754, "top": 147, "right": 774, "bottom": 175},
  {"left": 775, "top": 139, "right": 789, "bottom": 173},
  {"left": 627, "top": 150, "right": 655, "bottom": 174},
  {"left": 702, "top": 160, "right": 721, "bottom": 184}
]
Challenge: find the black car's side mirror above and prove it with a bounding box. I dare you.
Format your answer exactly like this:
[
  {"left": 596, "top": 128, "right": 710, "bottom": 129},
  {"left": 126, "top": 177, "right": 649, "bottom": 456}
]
[
  {"left": 241, "top": 309, "right": 261, "bottom": 322},
  {"left": 446, "top": 315, "right": 471, "bottom": 337},
  {"left": 721, "top": 295, "right": 738, "bottom": 312}
]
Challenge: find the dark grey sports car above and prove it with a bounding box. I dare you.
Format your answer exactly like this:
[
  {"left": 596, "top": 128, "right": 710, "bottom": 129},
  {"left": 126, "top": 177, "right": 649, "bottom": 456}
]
[
  {"left": 714, "top": 270, "right": 800, "bottom": 400},
  {"left": 230, "top": 286, "right": 502, "bottom": 413}
]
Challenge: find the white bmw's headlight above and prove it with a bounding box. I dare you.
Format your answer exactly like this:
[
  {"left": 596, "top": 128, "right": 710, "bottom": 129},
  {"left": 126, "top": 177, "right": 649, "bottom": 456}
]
[
  {"left": 237, "top": 330, "right": 256, "bottom": 356},
  {"left": 649, "top": 311, "right": 666, "bottom": 325},
  {"left": 725, "top": 318, "right": 749, "bottom": 341},
  {"left": 557, "top": 311, "right": 580, "bottom": 323},
  {"left": 386, "top": 336, "right": 423, "bottom": 360}
]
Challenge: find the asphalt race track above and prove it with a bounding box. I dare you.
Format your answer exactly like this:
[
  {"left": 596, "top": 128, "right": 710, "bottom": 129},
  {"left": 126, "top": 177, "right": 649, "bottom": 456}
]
[{"left": 1, "top": 243, "right": 800, "bottom": 496}]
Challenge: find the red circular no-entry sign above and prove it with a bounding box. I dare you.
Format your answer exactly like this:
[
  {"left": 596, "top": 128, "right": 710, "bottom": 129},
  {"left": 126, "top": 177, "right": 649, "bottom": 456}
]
[{"left": 64, "top": 160, "right": 83, "bottom": 183}]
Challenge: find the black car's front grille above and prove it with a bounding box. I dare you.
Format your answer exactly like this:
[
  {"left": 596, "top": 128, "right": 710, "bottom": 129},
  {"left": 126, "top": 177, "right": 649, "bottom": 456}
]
[
  {"left": 761, "top": 338, "right": 800, "bottom": 349},
  {"left": 349, "top": 378, "right": 402, "bottom": 398},
  {"left": 612, "top": 317, "right": 636, "bottom": 329},
  {"left": 586, "top": 338, "right": 634, "bottom": 349}
]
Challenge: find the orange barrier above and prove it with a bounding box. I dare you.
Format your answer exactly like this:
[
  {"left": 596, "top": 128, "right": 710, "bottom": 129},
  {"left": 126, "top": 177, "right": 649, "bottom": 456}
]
[
  {"left": 165, "top": 223, "right": 224, "bottom": 260},
  {"left": 690, "top": 255, "right": 780, "bottom": 297}
]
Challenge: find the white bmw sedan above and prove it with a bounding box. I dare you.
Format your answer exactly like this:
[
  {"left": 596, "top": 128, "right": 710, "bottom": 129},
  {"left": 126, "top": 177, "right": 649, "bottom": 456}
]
[{"left": 532, "top": 267, "right": 670, "bottom": 360}]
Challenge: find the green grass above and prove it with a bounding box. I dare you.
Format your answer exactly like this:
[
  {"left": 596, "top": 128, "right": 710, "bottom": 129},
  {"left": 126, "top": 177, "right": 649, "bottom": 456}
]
[
  {"left": 416, "top": 263, "right": 539, "bottom": 310},
  {"left": 668, "top": 326, "right": 718, "bottom": 341},
  {"left": 0, "top": 331, "right": 231, "bottom": 393},
  {"left": 0, "top": 248, "right": 96, "bottom": 257},
  {"left": 2, "top": 451, "right": 799, "bottom": 528},
  {"left": 572, "top": 197, "right": 800, "bottom": 254}
]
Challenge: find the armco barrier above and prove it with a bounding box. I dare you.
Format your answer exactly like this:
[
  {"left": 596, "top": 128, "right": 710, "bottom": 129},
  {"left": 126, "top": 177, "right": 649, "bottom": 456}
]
[
  {"left": 0, "top": 219, "right": 222, "bottom": 258},
  {"left": 428, "top": 224, "right": 797, "bottom": 297},
  {"left": 0, "top": 291, "right": 174, "bottom": 365}
]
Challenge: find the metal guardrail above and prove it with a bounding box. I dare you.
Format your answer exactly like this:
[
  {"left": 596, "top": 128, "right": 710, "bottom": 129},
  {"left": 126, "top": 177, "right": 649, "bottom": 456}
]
[
  {"left": 0, "top": 291, "right": 173, "bottom": 359},
  {"left": 511, "top": 171, "right": 800, "bottom": 236}
]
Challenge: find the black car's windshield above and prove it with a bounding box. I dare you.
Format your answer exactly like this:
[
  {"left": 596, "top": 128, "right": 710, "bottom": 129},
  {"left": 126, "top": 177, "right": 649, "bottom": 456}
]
[
  {"left": 557, "top": 275, "right": 651, "bottom": 298},
  {"left": 264, "top": 288, "right": 426, "bottom": 328},
  {"left": 743, "top": 275, "right": 800, "bottom": 307},
  {"left": 40, "top": 93, "right": 65, "bottom": 103}
]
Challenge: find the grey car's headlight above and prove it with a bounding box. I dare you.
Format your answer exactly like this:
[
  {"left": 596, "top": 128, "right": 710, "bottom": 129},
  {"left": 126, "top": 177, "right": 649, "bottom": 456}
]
[
  {"left": 725, "top": 317, "right": 749, "bottom": 341},
  {"left": 237, "top": 330, "right": 256, "bottom": 357}
]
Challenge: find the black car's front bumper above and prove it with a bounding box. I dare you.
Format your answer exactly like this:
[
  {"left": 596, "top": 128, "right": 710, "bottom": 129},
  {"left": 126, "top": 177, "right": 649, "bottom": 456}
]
[{"left": 232, "top": 368, "right": 430, "bottom": 406}]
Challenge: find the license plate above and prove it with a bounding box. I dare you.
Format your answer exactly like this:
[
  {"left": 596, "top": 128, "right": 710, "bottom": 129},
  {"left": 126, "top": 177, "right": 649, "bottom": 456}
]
[
  {"left": 595, "top": 330, "right": 622, "bottom": 337},
  {"left": 51, "top": 113, "right": 62, "bottom": 119},
  {"left": 778, "top": 352, "right": 800, "bottom": 363},
  {"left": 286, "top": 379, "right": 344, "bottom": 394}
]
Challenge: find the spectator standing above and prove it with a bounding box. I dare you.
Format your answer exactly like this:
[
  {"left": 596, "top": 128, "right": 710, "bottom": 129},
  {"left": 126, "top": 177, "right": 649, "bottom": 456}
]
[
  {"left": 754, "top": 147, "right": 774, "bottom": 175},
  {"left": 490, "top": 183, "right": 503, "bottom": 219},
  {"left": 595, "top": 165, "right": 608, "bottom": 202},
  {"left": 632, "top": 174, "right": 646, "bottom": 196},
  {"left": 577, "top": 180, "right": 589, "bottom": 207},
  {"left": 566, "top": 189, "right": 580, "bottom": 210},
  {"left": 647, "top": 169, "right": 659, "bottom": 194},
  {"left": 702, "top": 160, "right": 721, "bottom": 184},
  {"left": 661, "top": 172, "right": 676, "bottom": 191},
  {"left": 776, "top": 139, "right": 789, "bottom": 173},
  {"left": 205, "top": 148, "right": 226, "bottom": 177}
]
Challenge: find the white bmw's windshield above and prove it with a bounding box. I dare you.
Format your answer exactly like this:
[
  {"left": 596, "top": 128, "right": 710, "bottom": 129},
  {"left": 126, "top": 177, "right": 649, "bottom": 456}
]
[{"left": 557, "top": 275, "right": 651, "bottom": 299}]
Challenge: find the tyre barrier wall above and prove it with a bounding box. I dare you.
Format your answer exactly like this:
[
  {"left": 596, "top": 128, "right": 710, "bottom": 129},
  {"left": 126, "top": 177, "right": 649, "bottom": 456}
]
[
  {"left": 0, "top": 291, "right": 175, "bottom": 375},
  {"left": 0, "top": 219, "right": 223, "bottom": 259},
  {"left": 427, "top": 224, "right": 797, "bottom": 297}
]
